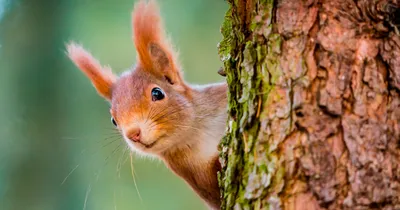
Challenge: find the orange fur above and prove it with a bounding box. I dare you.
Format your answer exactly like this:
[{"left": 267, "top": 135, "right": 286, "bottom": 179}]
[
  {"left": 66, "top": 1, "right": 228, "bottom": 209},
  {"left": 132, "top": 0, "right": 183, "bottom": 85},
  {"left": 66, "top": 43, "right": 116, "bottom": 100}
]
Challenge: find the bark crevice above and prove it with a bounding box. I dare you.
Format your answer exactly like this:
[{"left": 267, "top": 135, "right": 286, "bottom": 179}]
[{"left": 219, "top": 0, "right": 400, "bottom": 209}]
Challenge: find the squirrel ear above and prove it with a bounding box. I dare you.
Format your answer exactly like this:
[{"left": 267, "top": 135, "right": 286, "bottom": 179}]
[
  {"left": 132, "top": 0, "right": 183, "bottom": 85},
  {"left": 66, "top": 42, "right": 116, "bottom": 100}
]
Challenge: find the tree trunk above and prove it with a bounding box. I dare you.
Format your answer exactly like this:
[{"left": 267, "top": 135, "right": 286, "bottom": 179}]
[{"left": 218, "top": 0, "right": 400, "bottom": 209}]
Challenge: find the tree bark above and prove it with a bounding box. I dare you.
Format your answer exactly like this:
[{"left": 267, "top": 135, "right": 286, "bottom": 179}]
[{"left": 218, "top": 0, "right": 400, "bottom": 209}]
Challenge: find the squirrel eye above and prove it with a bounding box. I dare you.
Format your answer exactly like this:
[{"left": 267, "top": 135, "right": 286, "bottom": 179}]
[
  {"left": 151, "top": 87, "right": 165, "bottom": 101},
  {"left": 111, "top": 117, "right": 117, "bottom": 127}
]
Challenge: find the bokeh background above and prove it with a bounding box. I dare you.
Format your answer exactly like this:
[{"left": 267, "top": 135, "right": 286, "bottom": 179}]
[{"left": 0, "top": 0, "right": 227, "bottom": 209}]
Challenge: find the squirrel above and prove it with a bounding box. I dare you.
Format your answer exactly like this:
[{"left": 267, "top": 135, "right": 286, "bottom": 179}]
[{"left": 66, "top": 0, "right": 227, "bottom": 209}]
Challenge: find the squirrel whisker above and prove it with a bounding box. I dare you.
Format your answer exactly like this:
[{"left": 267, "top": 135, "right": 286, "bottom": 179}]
[{"left": 66, "top": 0, "right": 227, "bottom": 208}]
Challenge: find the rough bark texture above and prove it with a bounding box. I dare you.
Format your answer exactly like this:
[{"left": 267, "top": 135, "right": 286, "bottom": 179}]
[{"left": 218, "top": 0, "right": 400, "bottom": 209}]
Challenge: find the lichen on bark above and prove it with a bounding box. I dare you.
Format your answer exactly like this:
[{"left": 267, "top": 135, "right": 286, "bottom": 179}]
[
  {"left": 218, "top": 0, "right": 400, "bottom": 210},
  {"left": 218, "top": 0, "right": 287, "bottom": 209}
]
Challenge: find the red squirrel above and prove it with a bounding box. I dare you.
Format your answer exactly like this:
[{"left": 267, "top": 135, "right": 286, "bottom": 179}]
[{"left": 66, "top": 0, "right": 227, "bottom": 209}]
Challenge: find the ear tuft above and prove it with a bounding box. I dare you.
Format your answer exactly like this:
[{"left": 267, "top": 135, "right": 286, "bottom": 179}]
[
  {"left": 132, "top": 0, "right": 164, "bottom": 69},
  {"left": 66, "top": 42, "right": 116, "bottom": 100},
  {"left": 132, "top": 0, "right": 183, "bottom": 85}
]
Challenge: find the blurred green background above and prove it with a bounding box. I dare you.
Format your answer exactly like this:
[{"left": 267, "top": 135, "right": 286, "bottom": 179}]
[{"left": 0, "top": 0, "right": 227, "bottom": 209}]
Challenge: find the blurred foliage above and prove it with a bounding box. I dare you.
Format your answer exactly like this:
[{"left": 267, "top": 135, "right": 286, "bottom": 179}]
[{"left": 0, "top": 0, "right": 227, "bottom": 209}]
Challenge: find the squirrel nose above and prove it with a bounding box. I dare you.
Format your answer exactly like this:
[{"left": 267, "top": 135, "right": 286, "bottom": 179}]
[{"left": 127, "top": 128, "right": 141, "bottom": 142}]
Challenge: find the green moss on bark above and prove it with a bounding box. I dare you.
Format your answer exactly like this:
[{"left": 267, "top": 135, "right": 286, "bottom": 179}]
[
  {"left": 218, "top": 0, "right": 285, "bottom": 209},
  {"left": 219, "top": 1, "right": 400, "bottom": 209}
]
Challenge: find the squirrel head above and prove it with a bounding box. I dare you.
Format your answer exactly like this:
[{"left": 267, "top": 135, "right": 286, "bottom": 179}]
[{"left": 67, "top": 0, "right": 196, "bottom": 155}]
